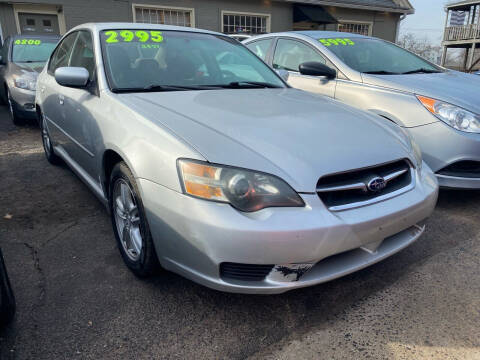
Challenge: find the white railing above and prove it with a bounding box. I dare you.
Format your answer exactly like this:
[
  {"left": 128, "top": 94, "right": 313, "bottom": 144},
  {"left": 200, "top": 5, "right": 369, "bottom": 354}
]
[{"left": 444, "top": 25, "right": 480, "bottom": 41}]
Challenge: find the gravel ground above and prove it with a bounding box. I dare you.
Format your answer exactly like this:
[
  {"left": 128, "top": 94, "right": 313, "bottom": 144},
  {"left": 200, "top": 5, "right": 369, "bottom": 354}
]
[{"left": 0, "top": 106, "right": 479, "bottom": 359}]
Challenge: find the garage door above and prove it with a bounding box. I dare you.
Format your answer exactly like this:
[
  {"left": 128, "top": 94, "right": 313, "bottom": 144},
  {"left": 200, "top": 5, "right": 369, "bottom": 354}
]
[{"left": 18, "top": 13, "right": 60, "bottom": 35}]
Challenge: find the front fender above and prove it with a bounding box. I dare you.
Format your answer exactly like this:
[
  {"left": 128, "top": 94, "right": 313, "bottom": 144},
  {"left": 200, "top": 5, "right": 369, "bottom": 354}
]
[{"left": 99, "top": 96, "right": 204, "bottom": 195}]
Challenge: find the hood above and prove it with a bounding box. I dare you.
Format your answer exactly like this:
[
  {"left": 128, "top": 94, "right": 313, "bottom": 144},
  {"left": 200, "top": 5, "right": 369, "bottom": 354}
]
[
  {"left": 119, "top": 88, "right": 413, "bottom": 192},
  {"left": 362, "top": 70, "right": 480, "bottom": 114},
  {"left": 11, "top": 62, "right": 46, "bottom": 77}
]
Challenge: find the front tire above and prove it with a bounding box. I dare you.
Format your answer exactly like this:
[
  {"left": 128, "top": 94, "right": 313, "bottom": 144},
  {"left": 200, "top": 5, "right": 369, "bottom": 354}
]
[
  {"left": 6, "top": 88, "right": 24, "bottom": 126},
  {"left": 110, "top": 162, "right": 159, "bottom": 277},
  {"left": 40, "top": 112, "right": 61, "bottom": 165}
]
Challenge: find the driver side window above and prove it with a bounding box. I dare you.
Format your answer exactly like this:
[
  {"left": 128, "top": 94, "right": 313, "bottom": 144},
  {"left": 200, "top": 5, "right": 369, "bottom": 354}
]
[
  {"left": 273, "top": 39, "right": 325, "bottom": 72},
  {"left": 245, "top": 38, "right": 273, "bottom": 61},
  {"left": 69, "top": 31, "right": 95, "bottom": 81},
  {"left": 48, "top": 32, "right": 78, "bottom": 74}
]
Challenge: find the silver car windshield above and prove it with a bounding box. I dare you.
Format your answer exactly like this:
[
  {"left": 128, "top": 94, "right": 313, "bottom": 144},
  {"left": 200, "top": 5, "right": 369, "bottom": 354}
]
[
  {"left": 100, "top": 30, "right": 285, "bottom": 92},
  {"left": 319, "top": 38, "right": 442, "bottom": 75},
  {"left": 12, "top": 39, "right": 58, "bottom": 63}
]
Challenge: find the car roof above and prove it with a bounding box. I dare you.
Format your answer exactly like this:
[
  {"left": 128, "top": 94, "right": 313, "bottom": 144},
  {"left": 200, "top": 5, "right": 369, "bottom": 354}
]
[
  {"left": 244, "top": 31, "right": 374, "bottom": 43},
  {"left": 292, "top": 31, "right": 371, "bottom": 40},
  {"left": 70, "top": 22, "right": 224, "bottom": 37}
]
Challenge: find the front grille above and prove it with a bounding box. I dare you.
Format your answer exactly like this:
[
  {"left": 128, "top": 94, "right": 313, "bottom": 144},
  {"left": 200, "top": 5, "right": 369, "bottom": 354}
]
[
  {"left": 317, "top": 159, "right": 412, "bottom": 210},
  {"left": 220, "top": 262, "right": 274, "bottom": 282},
  {"left": 437, "top": 161, "right": 480, "bottom": 178}
]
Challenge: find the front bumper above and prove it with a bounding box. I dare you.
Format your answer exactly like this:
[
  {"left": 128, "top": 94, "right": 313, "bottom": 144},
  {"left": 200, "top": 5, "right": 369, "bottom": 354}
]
[
  {"left": 139, "top": 165, "right": 438, "bottom": 294},
  {"left": 9, "top": 86, "right": 37, "bottom": 120},
  {"left": 408, "top": 121, "right": 480, "bottom": 189}
]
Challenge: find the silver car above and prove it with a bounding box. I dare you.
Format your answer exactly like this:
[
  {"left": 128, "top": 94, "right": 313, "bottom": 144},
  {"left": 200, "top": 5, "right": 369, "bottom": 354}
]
[
  {"left": 36, "top": 23, "right": 438, "bottom": 294},
  {"left": 244, "top": 32, "right": 480, "bottom": 189},
  {"left": 0, "top": 35, "right": 59, "bottom": 125}
]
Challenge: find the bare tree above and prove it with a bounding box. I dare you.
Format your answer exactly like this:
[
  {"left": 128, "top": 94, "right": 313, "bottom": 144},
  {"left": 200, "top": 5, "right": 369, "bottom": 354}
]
[{"left": 397, "top": 32, "right": 442, "bottom": 63}]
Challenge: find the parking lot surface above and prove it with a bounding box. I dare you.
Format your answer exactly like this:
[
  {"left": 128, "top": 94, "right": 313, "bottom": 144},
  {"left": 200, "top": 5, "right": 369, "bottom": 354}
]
[{"left": 0, "top": 106, "right": 479, "bottom": 359}]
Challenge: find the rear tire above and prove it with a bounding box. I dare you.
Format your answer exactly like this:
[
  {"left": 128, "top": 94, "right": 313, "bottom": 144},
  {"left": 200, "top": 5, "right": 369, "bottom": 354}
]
[
  {"left": 40, "top": 111, "right": 62, "bottom": 165},
  {"left": 6, "top": 88, "right": 25, "bottom": 126},
  {"left": 109, "top": 162, "right": 159, "bottom": 277}
]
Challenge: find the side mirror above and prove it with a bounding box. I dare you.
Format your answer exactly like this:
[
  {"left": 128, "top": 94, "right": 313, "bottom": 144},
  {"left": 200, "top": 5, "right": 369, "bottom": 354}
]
[
  {"left": 55, "top": 67, "right": 89, "bottom": 88},
  {"left": 276, "top": 69, "right": 289, "bottom": 82},
  {"left": 299, "top": 62, "right": 336, "bottom": 79}
]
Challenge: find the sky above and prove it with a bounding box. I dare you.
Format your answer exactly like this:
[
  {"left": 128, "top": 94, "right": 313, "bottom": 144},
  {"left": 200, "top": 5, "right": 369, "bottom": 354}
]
[{"left": 399, "top": 0, "right": 449, "bottom": 45}]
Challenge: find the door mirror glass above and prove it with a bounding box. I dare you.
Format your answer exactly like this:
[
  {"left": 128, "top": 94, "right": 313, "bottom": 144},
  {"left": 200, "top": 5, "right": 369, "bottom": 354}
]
[
  {"left": 276, "top": 69, "right": 289, "bottom": 81},
  {"left": 299, "top": 62, "right": 336, "bottom": 79},
  {"left": 55, "top": 67, "right": 89, "bottom": 88}
]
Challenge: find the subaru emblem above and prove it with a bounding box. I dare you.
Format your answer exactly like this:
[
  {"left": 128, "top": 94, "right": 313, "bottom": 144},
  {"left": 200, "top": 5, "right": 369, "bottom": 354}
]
[{"left": 367, "top": 176, "right": 387, "bottom": 192}]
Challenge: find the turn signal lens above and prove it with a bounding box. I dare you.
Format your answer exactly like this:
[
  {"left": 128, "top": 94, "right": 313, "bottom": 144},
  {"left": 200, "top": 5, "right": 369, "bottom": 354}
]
[
  {"left": 177, "top": 159, "right": 305, "bottom": 212},
  {"left": 179, "top": 161, "right": 227, "bottom": 201},
  {"left": 416, "top": 96, "right": 436, "bottom": 114}
]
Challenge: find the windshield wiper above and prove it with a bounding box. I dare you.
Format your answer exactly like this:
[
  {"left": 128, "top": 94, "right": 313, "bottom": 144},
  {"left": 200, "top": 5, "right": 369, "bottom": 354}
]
[
  {"left": 363, "top": 70, "right": 400, "bottom": 75},
  {"left": 111, "top": 84, "right": 214, "bottom": 93},
  {"left": 401, "top": 68, "right": 442, "bottom": 74},
  {"left": 207, "top": 81, "right": 283, "bottom": 89}
]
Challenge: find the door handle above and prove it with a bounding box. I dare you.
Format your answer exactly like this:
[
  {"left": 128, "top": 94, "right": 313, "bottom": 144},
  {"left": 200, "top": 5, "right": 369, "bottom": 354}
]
[{"left": 58, "top": 94, "right": 64, "bottom": 105}]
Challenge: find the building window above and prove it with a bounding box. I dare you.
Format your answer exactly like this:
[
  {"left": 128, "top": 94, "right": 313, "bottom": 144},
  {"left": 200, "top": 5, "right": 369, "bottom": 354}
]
[
  {"left": 133, "top": 5, "right": 194, "bottom": 27},
  {"left": 222, "top": 11, "right": 270, "bottom": 34},
  {"left": 338, "top": 22, "right": 371, "bottom": 36}
]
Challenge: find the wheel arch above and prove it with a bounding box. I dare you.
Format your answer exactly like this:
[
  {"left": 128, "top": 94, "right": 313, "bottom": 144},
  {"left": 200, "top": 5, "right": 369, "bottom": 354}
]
[
  {"left": 367, "top": 109, "right": 405, "bottom": 126},
  {"left": 102, "top": 148, "right": 125, "bottom": 200}
]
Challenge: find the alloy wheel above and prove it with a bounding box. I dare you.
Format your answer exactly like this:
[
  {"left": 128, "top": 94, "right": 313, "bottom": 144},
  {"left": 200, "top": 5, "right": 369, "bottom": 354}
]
[{"left": 113, "top": 179, "right": 143, "bottom": 261}]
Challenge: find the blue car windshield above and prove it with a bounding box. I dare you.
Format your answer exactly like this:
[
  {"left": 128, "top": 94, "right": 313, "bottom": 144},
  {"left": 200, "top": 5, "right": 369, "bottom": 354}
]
[
  {"left": 12, "top": 38, "right": 58, "bottom": 63},
  {"left": 319, "top": 37, "right": 441, "bottom": 74},
  {"left": 100, "top": 30, "right": 285, "bottom": 90}
]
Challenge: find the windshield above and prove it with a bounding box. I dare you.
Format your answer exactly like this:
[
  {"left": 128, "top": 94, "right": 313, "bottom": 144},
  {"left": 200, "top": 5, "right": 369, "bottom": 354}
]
[
  {"left": 12, "top": 38, "right": 58, "bottom": 63},
  {"left": 100, "top": 30, "right": 285, "bottom": 91},
  {"left": 319, "top": 38, "right": 441, "bottom": 74}
]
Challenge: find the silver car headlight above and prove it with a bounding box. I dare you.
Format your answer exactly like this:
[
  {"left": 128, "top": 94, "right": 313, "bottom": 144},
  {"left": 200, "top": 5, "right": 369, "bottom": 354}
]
[
  {"left": 417, "top": 95, "right": 480, "bottom": 133},
  {"left": 13, "top": 76, "right": 36, "bottom": 91},
  {"left": 177, "top": 159, "right": 305, "bottom": 212}
]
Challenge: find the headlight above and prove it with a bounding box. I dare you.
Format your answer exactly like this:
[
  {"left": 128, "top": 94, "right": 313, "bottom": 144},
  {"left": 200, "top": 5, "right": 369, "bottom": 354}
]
[
  {"left": 177, "top": 159, "right": 305, "bottom": 212},
  {"left": 13, "top": 76, "right": 36, "bottom": 91},
  {"left": 417, "top": 95, "right": 480, "bottom": 133}
]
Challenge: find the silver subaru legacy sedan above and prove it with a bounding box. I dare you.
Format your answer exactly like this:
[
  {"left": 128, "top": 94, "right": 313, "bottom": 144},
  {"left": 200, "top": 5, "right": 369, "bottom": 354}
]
[
  {"left": 244, "top": 32, "right": 480, "bottom": 189},
  {"left": 36, "top": 23, "right": 438, "bottom": 294}
]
